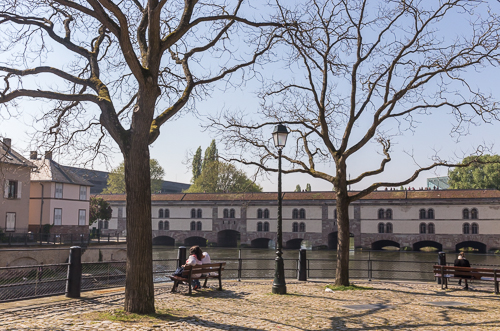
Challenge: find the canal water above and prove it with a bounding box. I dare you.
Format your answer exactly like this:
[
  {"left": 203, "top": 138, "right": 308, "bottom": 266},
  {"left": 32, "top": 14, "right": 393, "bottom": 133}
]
[{"left": 153, "top": 247, "right": 500, "bottom": 282}]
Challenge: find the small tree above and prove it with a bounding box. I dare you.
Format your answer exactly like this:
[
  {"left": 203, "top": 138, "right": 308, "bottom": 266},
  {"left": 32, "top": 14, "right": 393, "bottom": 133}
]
[
  {"left": 294, "top": 184, "right": 301, "bottom": 192},
  {"left": 449, "top": 155, "right": 500, "bottom": 190},
  {"left": 305, "top": 184, "right": 311, "bottom": 192},
  {"left": 186, "top": 161, "right": 262, "bottom": 193},
  {"left": 202, "top": 139, "right": 219, "bottom": 171},
  {"left": 103, "top": 159, "right": 165, "bottom": 194},
  {"left": 89, "top": 197, "right": 112, "bottom": 227},
  {"left": 192, "top": 147, "right": 203, "bottom": 182}
]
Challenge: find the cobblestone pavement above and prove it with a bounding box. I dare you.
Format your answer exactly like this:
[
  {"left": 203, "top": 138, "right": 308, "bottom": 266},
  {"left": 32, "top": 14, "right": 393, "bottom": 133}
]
[{"left": 1, "top": 279, "right": 500, "bottom": 330}]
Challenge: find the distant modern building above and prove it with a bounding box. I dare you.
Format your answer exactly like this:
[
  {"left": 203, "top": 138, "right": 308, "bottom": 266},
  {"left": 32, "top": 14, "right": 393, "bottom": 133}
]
[
  {"left": 64, "top": 166, "right": 190, "bottom": 195},
  {"left": 427, "top": 176, "right": 449, "bottom": 189}
]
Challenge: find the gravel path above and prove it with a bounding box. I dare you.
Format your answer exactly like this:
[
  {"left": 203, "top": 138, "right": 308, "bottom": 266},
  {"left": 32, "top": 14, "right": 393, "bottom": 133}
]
[{"left": 1, "top": 279, "right": 499, "bottom": 330}]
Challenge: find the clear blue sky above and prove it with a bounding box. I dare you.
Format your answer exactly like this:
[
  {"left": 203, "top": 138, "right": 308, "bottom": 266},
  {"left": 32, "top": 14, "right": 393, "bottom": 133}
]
[{"left": 2, "top": 1, "right": 500, "bottom": 192}]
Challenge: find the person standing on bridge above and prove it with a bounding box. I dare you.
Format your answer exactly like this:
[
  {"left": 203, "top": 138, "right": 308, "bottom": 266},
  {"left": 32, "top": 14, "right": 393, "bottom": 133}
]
[{"left": 454, "top": 252, "right": 471, "bottom": 287}]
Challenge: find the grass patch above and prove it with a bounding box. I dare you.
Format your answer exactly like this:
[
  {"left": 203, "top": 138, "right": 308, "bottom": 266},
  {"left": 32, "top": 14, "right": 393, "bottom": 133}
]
[
  {"left": 77, "top": 308, "right": 187, "bottom": 323},
  {"left": 325, "top": 283, "right": 372, "bottom": 291}
]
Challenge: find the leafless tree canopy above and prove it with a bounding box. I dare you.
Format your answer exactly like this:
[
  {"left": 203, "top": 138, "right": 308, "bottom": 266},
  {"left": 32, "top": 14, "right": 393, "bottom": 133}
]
[
  {"left": 0, "top": 0, "right": 280, "bottom": 164},
  {"left": 211, "top": 0, "right": 500, "bottom": 198}
]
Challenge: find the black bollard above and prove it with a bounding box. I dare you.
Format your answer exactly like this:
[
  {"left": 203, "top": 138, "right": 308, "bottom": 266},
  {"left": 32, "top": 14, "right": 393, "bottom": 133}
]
[
  {"left": 298, "top": 248, "right": 307, "bottom": 281},
  {"left": 177, "top": 246, "right": 187, "bottom": 268},
  {"left": 437, "top": 251, "right": 446, "bottom": 284},
  {"left": 66, "top": 246, "right": 82, "bottom": 298}
]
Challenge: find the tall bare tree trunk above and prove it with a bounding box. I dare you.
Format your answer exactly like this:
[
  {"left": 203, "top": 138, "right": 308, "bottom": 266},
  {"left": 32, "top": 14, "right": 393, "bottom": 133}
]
[
  {"left": 123, "top": 141, "right": 154, "bottom": 313},
  {"left": 335, "top": 162, "right": 350, "bottom": 286},
  {"left": 122, "top": 91, "right": 156, "bottom": 313}
]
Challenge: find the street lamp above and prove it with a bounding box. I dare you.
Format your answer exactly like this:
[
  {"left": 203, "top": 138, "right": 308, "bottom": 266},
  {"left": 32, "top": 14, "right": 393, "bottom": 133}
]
[{"left": 272, "top": 123, "right": 289, "bottom": 294}]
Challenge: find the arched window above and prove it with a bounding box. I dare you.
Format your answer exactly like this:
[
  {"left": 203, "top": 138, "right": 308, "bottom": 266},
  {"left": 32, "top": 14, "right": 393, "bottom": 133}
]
[
  {"left": 197, "top": 209, "right": 202, "bottom": 218},
  {"left": 264, "top": 209, "right": 270, "bottom": 219},
  {"left": 419, "top": 222, "right": 426, "bottom": 234},
  {"left": 463, "top": 222, "right": 470, "bottom": 234},
  {"left": 190, "top": 221, "right": 196, "bottom": 231},
  {"left": 165, "top": 209, "right": 170, "bottom": 218},
  {"left": 230, "top": 208, "right": 235, "bottom": 218},
  {"left": 299, "top": 208, "right": 306, "bottom": 219},
  {"left": 427, "top": 209, "right": 434, "bottom": 220},
  {"left": 164, "top": 221, "right": 169, "bottom": 231},
  {"left": 264, "top": 222, "right": 269, "bottom": 232},
  {"left": 197, "top": 221, "right": 202, "bottom": 231},
  {"left": 158, "top": 209, "right": 164, "bottom": 218},
  {"left": 104, "top": 220, "right": 109, "bottom": 229},
  {"left": 462, "top": 209, "right": 469, "bottom": 219},
  {"left": 98, "top": 220, "right": 103, "bottom": 229},
  {"left": 257, "top": 209, "right": 263, "bottom": 219},
  {"left": 292, "top": 222, "right": 299, "bottom": 232},
  {"left": 419, "top": 209, "right": 426, "bottom": 219},
  {"left": 378, "top": 222, "right": 385, "bottom": 233},
  {"left": 471, "top": 208, "right": 478, "bottom": 220},
  {"left": 299, "top": 222, "right": 306, "bottom": 232},
  {"left": 257, "top": 222, "right": 263, "bottom": 232},
  {"left": 428, "top": 223, "right": 435, "bottom": 234},
  {"left": 223, "top": 209, "right": 229, "bottom": 218},
  {"left": 386, "top": 223, "right": 393, "bottom": 234},
  {"left": 158, "top": 221, "right": 163, "bottom": 230},
  {"left": 378, "top": 209, "right": 385, "bottom": 220},
  {"left": 292, "top": 209, "right": 299, "bottom": 219},
  {"left": 191, "top": 209, "right": 196, "bottom": 218},
  {"left": 334, "top": 208, "right": 337, "bottom": 219},
  {"left": 471, "top": 222, "right": 479, "bottom": 234},
  {"left": 385, "top": 209, "right": 392, "bottom": 220}
]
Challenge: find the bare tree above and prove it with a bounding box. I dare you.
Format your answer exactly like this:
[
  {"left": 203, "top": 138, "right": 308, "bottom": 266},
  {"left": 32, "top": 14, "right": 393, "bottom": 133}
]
[
  {"left": 0, "top": 0, "right": 283, "bottom": 313},
  {"left": 209, "top": 0, "right": 500, "bottom": 286}
]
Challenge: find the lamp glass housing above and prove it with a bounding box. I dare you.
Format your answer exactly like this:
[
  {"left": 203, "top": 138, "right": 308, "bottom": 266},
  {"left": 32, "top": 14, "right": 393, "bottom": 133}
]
[{"left": 272, "top": 124, "right": 289, "bottom": 148}]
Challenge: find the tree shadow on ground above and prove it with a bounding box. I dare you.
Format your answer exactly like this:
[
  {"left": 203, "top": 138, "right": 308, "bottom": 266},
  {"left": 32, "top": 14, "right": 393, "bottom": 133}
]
[{"left": 329, "top": 302, "right": 500, "bottom": 330}]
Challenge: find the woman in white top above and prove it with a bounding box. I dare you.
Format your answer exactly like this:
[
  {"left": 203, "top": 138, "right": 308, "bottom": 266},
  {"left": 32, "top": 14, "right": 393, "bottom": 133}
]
[{"left": 183, "top": 246, "right": 203, "bottom": 290}]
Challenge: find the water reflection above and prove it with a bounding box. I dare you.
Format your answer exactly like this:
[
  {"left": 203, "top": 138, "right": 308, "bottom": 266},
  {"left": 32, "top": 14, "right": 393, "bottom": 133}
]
[{"left": 153, "top": 247, "right": 500, "bottom": 282}]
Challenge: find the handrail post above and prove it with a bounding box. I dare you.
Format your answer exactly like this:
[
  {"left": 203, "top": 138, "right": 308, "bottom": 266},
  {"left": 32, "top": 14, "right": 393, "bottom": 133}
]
[
  {"left": 177, "top": 246, "right": 186, "bottom": 268},
  {"left": 238, "top": 249, "right": 242, "bottom": 281},
  {"left": 66, "top": 246, "right": 82, "bottom": 298},
  {"left": 495, "top": 269, "right": 499, "bottom": 294},
  {"left": 437, "top": 251, "right": 446, "bottom": 285},
  {"left": 297, "top": 248, "right": 307, "bottom": 281}
]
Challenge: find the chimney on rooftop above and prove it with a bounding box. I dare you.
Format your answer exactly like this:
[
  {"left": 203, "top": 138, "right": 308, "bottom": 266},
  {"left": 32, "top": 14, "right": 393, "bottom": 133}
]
[
  {"left": 3, "top": 138, "right": 11, "bottom": 151},
  {"left": 45, "top": 151, "right": 52, "bottom": 160},
  {"left": 30, "top": 151, "right": 38, "bottom": 160}
]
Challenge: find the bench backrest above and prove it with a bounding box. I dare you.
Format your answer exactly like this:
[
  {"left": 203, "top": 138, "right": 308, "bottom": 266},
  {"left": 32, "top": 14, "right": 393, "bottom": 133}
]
[
  {"left": 182, "top": 262, "right": 226, "bottom": 277},
  {"left": 433, "top": 265, "right": 499, "bottom": 278}
]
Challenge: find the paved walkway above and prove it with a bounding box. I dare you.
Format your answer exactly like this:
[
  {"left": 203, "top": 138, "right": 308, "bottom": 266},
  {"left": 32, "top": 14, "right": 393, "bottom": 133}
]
[{"left": 1, "top": 279, "right": 500, "bottom": 330}]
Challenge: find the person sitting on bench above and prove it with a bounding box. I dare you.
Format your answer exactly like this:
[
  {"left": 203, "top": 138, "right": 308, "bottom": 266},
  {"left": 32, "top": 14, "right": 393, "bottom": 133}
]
[
  {"left": 454, "top": 252, "right": 471, "bottom": 287},
  {"left": 183, "top": 246, "right": 203, "bottom": 290}
]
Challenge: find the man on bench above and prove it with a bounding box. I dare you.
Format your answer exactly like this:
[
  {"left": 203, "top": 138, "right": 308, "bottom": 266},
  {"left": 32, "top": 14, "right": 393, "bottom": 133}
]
[{"left": 454, "top": 252, "right": 471, "bottom": 288}]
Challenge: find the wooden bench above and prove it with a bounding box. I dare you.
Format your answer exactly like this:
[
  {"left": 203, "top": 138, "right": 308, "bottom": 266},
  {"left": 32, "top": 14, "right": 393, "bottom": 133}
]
[
  {"left": 433, "top": 265, "right": 500, "bottom": 293},
  {"left": 170, "top": 262, "right": 226, "bottom": 295}
]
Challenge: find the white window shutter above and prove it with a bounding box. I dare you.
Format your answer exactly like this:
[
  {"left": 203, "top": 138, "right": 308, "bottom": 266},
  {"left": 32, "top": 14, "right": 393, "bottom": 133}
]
[
  {"left": 4, "top": 180, "right": 8, "bottom": 198},
  {"left": 17, "top": 181, "right": 22, "bottom": 199}
]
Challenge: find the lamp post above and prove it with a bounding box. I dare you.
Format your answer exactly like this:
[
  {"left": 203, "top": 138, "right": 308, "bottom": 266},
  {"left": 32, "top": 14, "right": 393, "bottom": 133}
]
[{"left": 272, "top": 123, "right": 289, "bottom": 294}]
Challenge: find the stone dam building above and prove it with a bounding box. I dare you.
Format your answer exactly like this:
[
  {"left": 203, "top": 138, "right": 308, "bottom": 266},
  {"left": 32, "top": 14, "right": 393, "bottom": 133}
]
[{"left": 99, "top": 189, "right": 500, "bottom": 253}]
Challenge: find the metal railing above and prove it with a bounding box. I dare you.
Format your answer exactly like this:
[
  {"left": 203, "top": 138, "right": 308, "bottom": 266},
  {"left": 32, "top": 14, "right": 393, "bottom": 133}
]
[
  {"left": 0, "top": 263, "right": 69, "bottom": 302},
  {"left": 3, "top": 247, "right": 500, "bottom": 302},
  {"left": 0, "top": 233, "right": 125, "bottom": 246}
]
